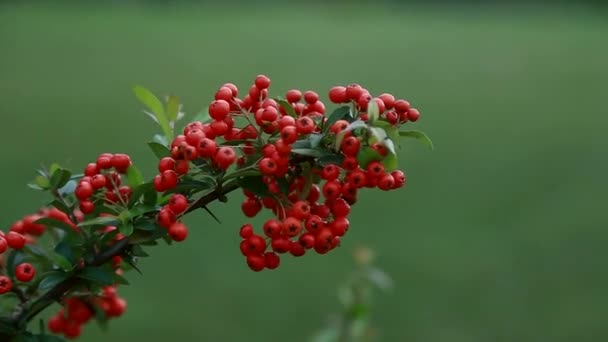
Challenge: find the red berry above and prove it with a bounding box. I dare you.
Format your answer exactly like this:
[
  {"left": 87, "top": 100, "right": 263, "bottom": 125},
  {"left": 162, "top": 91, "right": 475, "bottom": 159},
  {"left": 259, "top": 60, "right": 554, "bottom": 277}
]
[
  {"left": 215, "top": 86, "right": 234, "bottom": 101},
  {"left": 289, "top": 242, "right": 306, "bottom": 257},
  {"left": 378, "top": 173, "right": 395, "bottom": 190},
  {"left": 271, "top": 237, "right": 291, "bottom": 254},
  {"left": 346, "top": 84, "right": 364, "bottom": 101},
  {"left": 306, "top": 101, "right": 326, "bottom": 115},
  {"left": 305, "top": 215, "right": 325, "bottom": 233},
  {"left": 0, "top": 237, "right": 7, "bottom": 253},
  {"left": 340, "top": 136, "right": 361, "bottom": 156},
  {"left": 175, "top": 159, "right": 189, "bottom": 175},
  {"left": 392, "top": 170, "right": 406, "bottom": 188},
  {"left": 323, "top": 180, "right": 342, "bottom": 200},
  {"left": 168, "top": 222, "right": 188, "bottom": 241},
  {"left": 75, "top": 181, "right": 94, "bottom": 200},
  {"left": 209, "top": 100, "right": 231, "bottom": 120},
  {"left": 386, "top": 111, "right": 399, "bottom": 125},
  {"left": 255, "top": 75, "right": 271, "bottom": 89},
  {"left": 106, "top": 297, "right": 127, "bottom": 317},
  {"left": 394, "top": 99, "right": 411, "bottom": 113},
  {"left": 264, "top": 252, "right": 280, "bottom": 269},
  {"left": 330, "top": 120, "right": 349, "bottom": 134},
  {"left": 197, "top": 138, "right": 218, "bottom": 158},
  {"left": 47, "top": 313, "right": 65, "bottom": 333},
  {"left": 186, "top": 128, "right": 206, "bottom": 146},
  {"left": 239, "top": 224, "right": 254, "bottom": 239},
  {"left": 84, "top": 163, "right": 98, "bottom": 177},
  {"left": 63, "top": 320, "right": 81, "bottom": 339},
  {"left": 111, "top": 154, "right": 131, "bottom": 173},
  {"left": 241, "top": 235, "right": 267, "bottom": 255},
  {"left": 6, "top": 232, "right": 25, "bottom": 249},
  {"left": 214, "top": 147, "right": 236, "bottom": 170},
  {"left": 246, "top": 254, "right": 266, "bottom": 272},
  {"left": 15, "top": 262, "right": 35, "bottom": 282},
  {"left": 407, "top": 108, "right": 420, "bottom": 122},
  {"left": 299, "top": 233, "right": 315, "bottom": 249},
  {"left": 96, "top": 154, "right": 113, "bottom": 170},
  {"left": 371, "top": 142, "right": 388, "bottom": 157},
  {"left": 210, "top": 119, "right": 229, "bottom": 136},
  {"left": 79, "top": 200, "right": 95, "bottom": 214},
  {"left": 263, "top": 219, "right": 283, "bottom": 238},
  {"left": 331, "top": 198, "right": 351, "bottom": 218},
  {"left": 347, "top": 169, "right": 367, "bottom": 189},
  {"left": 280, "top": 126, "right": 298, "bottom": 144},
  {"left": 321, "top": 164, "right": 340, "bottom": 180},
  {"left": 303, "top": 91, "right": 319, "bottom": 104},
  {"left": 222, "top": 83, "right": 238, "bottom": 97},
  {"left": 282, "top": 217, "right": 302, "bottom": 237},
  {"left": 158, "top": 207, "right": 176, "bottom": 229},
  {"left": 241, "top": 197, "right": 262, "bottom": 218},
  {"left": 90, "top": 174, "right": 107, "bottom": 189},
  {"left": 291, "top": 201, "right": 311, "bottom": 220},
  {"left": 0, "top": 275, "right": 12, "bottom": 294},
  {"left": 278, "top": 115, "right": 296, "bottom": 130},
  {"left": 330, "top": 217, "right": 350, "bottom": 236},
  {"left": 274, "top": 139, "right": 292, "bottom": 156},
  {"left": 367, "top": 161, "right": 385, "bottom": 179},
  {"left": 378, "top": 93, "right": 395, "bottom": 109},
  {"left": 168, "top": 194, "right": 188, "bottom": 214},
  {"left": 328, "top": 86, "right": 347, "bottom": 103},
  {"left": 295, "top": 116, "right": 315, "bottom": 135},
  {"left": 373, "top": 98, "right": 386, "bottom": 114},
  {"left": 357, "top": 93, "right": 372, "bottom": 110},
  {"left": 259, "top": 157, "right": 278, "bottom": 175},
  {"left": 286, "top": 89, "right": 302, "bottom": 103}
]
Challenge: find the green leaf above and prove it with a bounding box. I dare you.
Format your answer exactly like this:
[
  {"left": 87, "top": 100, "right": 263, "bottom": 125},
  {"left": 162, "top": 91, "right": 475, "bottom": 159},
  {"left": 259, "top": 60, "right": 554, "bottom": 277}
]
[
  {"left": 77, "top": 216, "right": 119, "bottom": 228},
  {"left": 125, "top": 165, "right": 144, "bottom": 188},
  {"left": 38, "top": 271, "right": 69, "bottom": 291},
  {"left": 324, "top": 106, "right": 352, "bottom": 132},
  {"left": 132, "top": 218, "right": 158, "bottom": 231},
  {"left": 166, "top": 95, "right": 181, "bottom": 122},
  {"left": 112, "top": 273, "right": 130, "bottom": 286},
  {"left": 128, "top": 228, "right": 166, "bottom": 245},
  {"left": 335, "top": 120, "right": 367, "bottom": 151},
  {"left": 275, "top": 98, "right": 297, "bottom": 118},
  {"left": 292, "top": 148, "right": 327, "bottom": 158},
  {"left": 6, "top": 250, "right": 26, "bottom": 278},
  {"left": 133, "top": 85, "right": 173, "bottom": 141},
  {"left": 0, "top": 317, "right": 17, "bottom": 334},
  {"left": 399, "top": 130, "right": 434, "bottom": 150},
  {"left": 30, "top": 175, "right": 50, "bottom": 190},
  {"left": 372, "top": 120, "right": 400, "bottom": 144},
  {"left": 356, "top": 147, "right": 383, "bottom": 169},
  {"left": 54, "top": 240, "right": 75, "bottom": 263},
  {"left": 49, "top": 168, "right": 71, "bottom": 190},
  {"left": 78, "top": 267, "right": 114, "bottom": 285},
  {"left": 367, "top": 98, "right": 380, "bottom": 123},
  {"left": 382, "top": 152, "right": 399, "bottom": 171},
  {"left": 368, "top": 126, "right": 387, "bottom": 143},
  {"left": 147, "top": 141, "right": 170, "bottom": 159},
  {"left": 318, "top": 154, "right": 345, "bottom": 167},
  {"left": 23, "top": 244, "right": 47, "bottom": 258},
  {"left": 34, "top": 218, "right": 78, "bottom": 238},
  {"left": 49, "top": 200, "right": 71, "bottom": 216},
  {"left": 131, "top": 245, "right": 149, "bottom": 257},
  {"left": 153, "top": 134, "right": 169, "bottom": 146},
  {"left": 49, "top": 252, "right": 73, "bottom": 271},
  {"left": 119, "top": 222, "right": 134, "bottom": 236},
  {"left": 383, "top": 138, "right": 397, "bottom": 156},
  {"left": 237, "top": 176, "right": 269, "bottom": 197},
  {"left": 128, "top": 181, "right": 155, "bottom": 207}
]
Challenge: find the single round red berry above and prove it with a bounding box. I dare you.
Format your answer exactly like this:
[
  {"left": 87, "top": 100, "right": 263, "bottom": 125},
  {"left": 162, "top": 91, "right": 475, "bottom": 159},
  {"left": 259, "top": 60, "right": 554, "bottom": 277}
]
[
  {"left": 47, "top": 313, "right": 65, "bottom": 334},
  {"left": 175, "top": 159, "right": 190, "bottom": 175},
  {"left": 330, "top": 120, "right": 349, "bottom": 134},
  {"left": 291, "top": 201, "right": 311, "bottom": 220},
  {"left": 255, "top": 75, "right": 271, "bottom": 89},
  {"left": 106, "top": 297, "right": 127, "bottom": 317},
  {"left": 79, "top": 200, "right": 95, "bottom": 214},
  {"left": 394, "top": 99, "right": 411, "bottom": 113},
  {"left": 346, "top": 84, "right": 364, "bottom": 101},
  {"left": 0, "top": 237, "right": 7, "bottom": 253},
  {"left": 378, "top": 173, "right": 395, "bottom": 190},
  {"left": 209, "top": 99, "right": 231, "bottom": 120},
  {"left": 15, "top": 262, "right": 35, "bottom": 282},
  {"left": 263, "top": 219, "right": 283, "bottom": 238},
  {"left": 6, "top": 232, "right": 25, "bottom": 249},
  {"left": 264, "top": 252, "right": 280, "bottom": 269},
  {"left": 280, "top": 126, "right": 298, "bottom": 144},
  {"left": 197, "top": 138, "right": 218, "bottom": 158},
  {"left": 111, "top": 154, "right": 132, "bottom": 173},
  {"left": 96, "top": 154, "right": 113, "bottom": 170},
  {"left": 299, "top": 233, "right": 315, "bottom": 249},
  {"left": 241, "top": 235, "right": 267, "bottom": 256},
  {"left": 246, "top": 254, "right": 266, "bottom": 272},
  {"left": 328, "top": 86, "right": 347, "bottom": 103},
  {"left": 271, "top": 237, "right": 291, "bottom": 254},
  {"left": 341, "top": 136, "right": 361, "bottom": 156},
  {"left": 84, "top": 163, "right": 99, "bottom": 177},
  {"left": 286, "top": 89, "right": 302, "bottom": 103},
  {"left": 366, "top": 161, "right": 385, "bottom": 179},
  {"left": 289, "top": 242, "right": 306, "bottom": 257},
  {"left": 90, "top": 174, "right": 107, "bottom": 189},
  {"left": 391, "top": 170, "right": 406, "bottom": 188},
  {"left": 168, "top": 222, "right": 188, "bottom": 242},
  {"left": 0, "top": 275, "right": 12, "bottom": 294},
  {"left": 407, "top": 108, "right": 420, "bottom": 122},
  {"left": 331, "top": 198, "right": 351, "bottom": 218},
  {"left": 259, "top": 157, "right": 278, "bottom": 175},
  {"left": 330, "top": 217, "right": 350, "bottom": 236},
  {"left": 241, "top": 197, "right": 262, "bottom": 218},
  {"left": 303, "top": 91, "right": 319, "bottom": 104},
  {"left": 168, "top": 194, "right": 189, "bottom": 214},
  {"left": 322, "top": 180, "right": 342, "bottom": 200},
  {"left": 239, "top": 224, "right": 254, "bottom": 239},
  {"left": 75, "top": 181, "right": 94, "bottom": 200},
  {"left": 378, "top": 93, "right": 395, "bottom": 109},
  {"left": 295, "top": 116, "right": 315, "bottom": 135},
  {"left": 282, "top": 217, "right": 302, "bottom": 237},
  {"left": 158, "top": 207, "right": 176, "bottom": 229},
  {"left": 214, "top": 147, "right": 236, "bottom": 170},
  {"left": 63, "top": 320, "right": 81, "bottom": 339},
  {"left": 321, "top": 164, "right": 340, "bottom": 180}
]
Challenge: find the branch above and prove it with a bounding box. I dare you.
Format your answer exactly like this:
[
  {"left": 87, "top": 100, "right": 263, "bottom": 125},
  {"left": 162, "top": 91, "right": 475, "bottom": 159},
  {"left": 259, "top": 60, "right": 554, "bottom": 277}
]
[{"left": 6, "top": 180, "right": 241, "bottom": 335}]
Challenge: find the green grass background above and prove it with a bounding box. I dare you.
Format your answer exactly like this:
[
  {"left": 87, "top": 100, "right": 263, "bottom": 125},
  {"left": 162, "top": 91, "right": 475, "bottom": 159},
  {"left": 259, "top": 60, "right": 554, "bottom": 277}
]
[{"left": 1, "top": 3, "right": 607, "bottom": 341}]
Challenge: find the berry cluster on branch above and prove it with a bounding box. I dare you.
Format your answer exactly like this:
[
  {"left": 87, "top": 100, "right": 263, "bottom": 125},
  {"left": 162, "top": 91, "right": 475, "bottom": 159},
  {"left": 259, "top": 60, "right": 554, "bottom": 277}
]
[{"left": 0, "top": 74, "right": 431, "bottom": 341}]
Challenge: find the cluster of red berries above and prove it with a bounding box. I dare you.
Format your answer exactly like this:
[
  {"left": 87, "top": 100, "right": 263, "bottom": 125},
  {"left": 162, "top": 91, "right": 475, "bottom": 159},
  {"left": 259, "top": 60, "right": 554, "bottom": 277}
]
[
  {"left": 149, "top": 75, "right": 418, "bottom": 271},
  {"left": 0, "top": 262, "right": 36, "bottom": 294},
  {"left": 77, "top": 153, "right": 133, "bottom": 214},
  {"left": 47, "top": 286, "right": 127, "bottom": 339}
]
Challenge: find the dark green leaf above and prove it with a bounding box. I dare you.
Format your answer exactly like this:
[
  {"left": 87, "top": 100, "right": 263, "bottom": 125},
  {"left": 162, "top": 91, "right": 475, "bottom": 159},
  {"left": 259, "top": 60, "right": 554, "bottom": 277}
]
[
  {"left": 237, "top": 176, "right": 268, "bottom": 196},
  {"left": 78, "top": 267, "right": 114, "bottom": 285},
  {"left": 112, "top": 273, "right": 130, "bottom": 285},
  {"left": 49, "top": 200, "right": 71, "bottom": 216},
  {"left": 77, "top": 216, "right": 119, "bottom": 228},
  {"left": 166, "top": 95, "right": 181, "bottom": 122},
  {"left": 143, "top": 185, "right": 158, "bottom": 207},
  {"left": 125, "top": 165, "right": 144, "bottom": 188},
  {"left": 23, "top": 244, "right": 47, "bottom": 258},
  {"left": 49, "top": 168, "right": 72, "bottom": 190},
  {"left": 399, "top": 130, "right": 434, "bottom": 150},
  {"left": 49, "top": 253, "right": 73, "bottom": 271},
  {"left": 34, "top": 218, "right": 79, "bottom": 238},
  {"left": 128, "top": 205, "right": 157, "bottom": 218},
  {"left": 6, "top": 250, "right": 26, "bottom": 278},
  {"left": 147, "top": 141, "right": 170, "bottom": 159},
  {"left": 131, "top": 245, "right": 149, "bottom": 257},
  {"left": 38, "top": 271, "right": 69, "bottom": 291},
  {"left": 128, "top": 228, "right": 166, "bottom": 244},
  {"left": 119, "top": 223, "right": 134, "bottom": 236},
  {"left": 0, "top": 317, "right": 17, "bottom": 334},
  {"left": 54, "top": 241, "right": 75, "bottom": 263},
  {"left": 383, "top": 138, "right": 397, "bottom": 155},
  {"left": 133, "top": 85, "right": 173, "bottom": 141},
  {"left": 219, "top": 139, "right": 257, "bottom": 147},
  {"left": 132, "top": 218, "right": 158, "bottom": 231},
  {"left": 309, "top": 133, "right": 324, "bottom": 148},
  {"left": 357, "top": 147, "right": 383, "bottom": 169},
  {"left": 292, "top": 148, "right": 327, "bottom": 158},
  {"left": 275, "top": 98, "right": 297, "bottom": 118},
  {"left": 202, "top": 206, "right": 222, "bottom": 224},
  {"left": 123, "top": 256, "right": 143, "bottom": 275},
  {"left": 324, "top": 106, "right": 352, "bottom": 131},
  {"left": 128, "top": 181, "right": 155, "bottom": 207},
  {"left": 318, "top": 154, "right": 345, "bottom": 167}
]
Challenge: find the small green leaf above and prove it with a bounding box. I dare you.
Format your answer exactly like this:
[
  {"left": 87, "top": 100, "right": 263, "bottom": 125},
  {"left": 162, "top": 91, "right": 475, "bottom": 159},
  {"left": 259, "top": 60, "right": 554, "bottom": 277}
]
[
  {"left": 112, "top": 273, "right": 130, "bottom": 285},
  {"left": 49, "top": 200, "right": 71, "bottom": 216},
  {"left": 128, "top": 182, "right": 155, "bottom": 207},
  {"left": 292, "top": 148, "right": 327, "bottom": 158},
  {"left": 324, "top": 106, "right": 352, "bottom": 131},
  {"left": 54, "top": 240, "right": 75, "bottom": 263},
  {"left": 368, "top": 126, "right": 387, "bottom": 143},
  {"left": 383, "top": 138, "right": 397, "bottom": 156},
  {"left": 237, "top": 176, "right": 269, "bottom": 197},
  {"left": 166, "top": 95, "right": 181, "bottom": 122},
  {"left": 119, "top": 222, "right": 134, "bottom": 236},
  {"left": 382, "top": 152, "right": 399, "bottom": 171},
  {"left": 367, "top": 98, "right": 380, "bottom": 123},
  {"left": 38, "top": 271, "right": 69, "bottom": 291},
  {"left": 23, "top": 244, "right": 47, "bottom": 258},
  {"left": 134, "top": 85, "right": 173, "bottom": 141},
  {"left": 32, "top": 175, "right": 50, "bottom": 190},
  {"left": 372, "top": 120, "right": 400, "bottom": 144},
  {"left": 399, "top": 130, "right": 434, "bottom": 150},
  {"left": 49, "top": 168, "right": 72, "bottom": 190},
  {"left": 78, "top": 267, "right": 114, "bottom": 285},
  {"left": 125, "top": 165, "right": 144, "bottom": 188},
  {"left": 147, "top": 141, "right": 170, "bottom": 159},
  {"left": 131, "top": 245, "right": 149, "bottom": 257},
  {"left": 357, "top": 147, "right": 383, "bottom": 169},
  {"left": 78, "top": 216, "right": 119, "bottom": 228},
  {"left": 153, "top": 134, "right": 169, "bottom": 146},
  {"left": 49, "top": 253, "right": 73, "bottom": 271},
  {"left": 275, "top": 98, "right": 297, "bottom": 118}
]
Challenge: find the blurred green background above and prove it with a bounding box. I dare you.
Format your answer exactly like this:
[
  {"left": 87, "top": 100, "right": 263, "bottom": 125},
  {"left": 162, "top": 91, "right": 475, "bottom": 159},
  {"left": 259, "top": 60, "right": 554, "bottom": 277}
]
[{"left": 1, "top": 1, "right": 607, "bottom": 341}]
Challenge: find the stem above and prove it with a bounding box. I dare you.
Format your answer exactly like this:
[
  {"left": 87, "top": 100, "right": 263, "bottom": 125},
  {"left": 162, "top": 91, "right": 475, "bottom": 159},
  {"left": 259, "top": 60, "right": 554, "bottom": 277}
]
[{"left": 5, "top": 181, "right": 241, "bottom": 337}]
